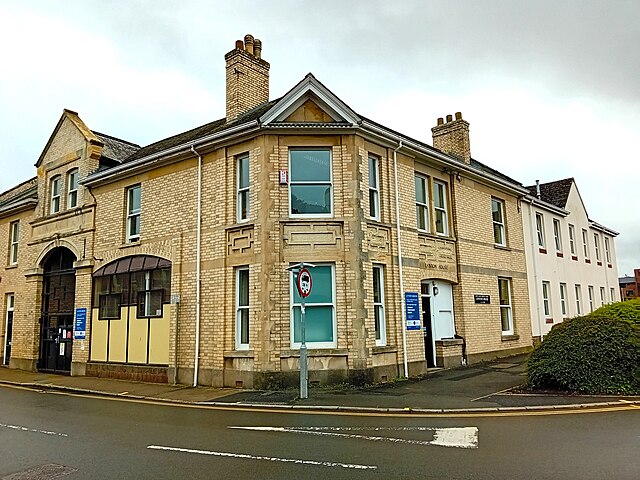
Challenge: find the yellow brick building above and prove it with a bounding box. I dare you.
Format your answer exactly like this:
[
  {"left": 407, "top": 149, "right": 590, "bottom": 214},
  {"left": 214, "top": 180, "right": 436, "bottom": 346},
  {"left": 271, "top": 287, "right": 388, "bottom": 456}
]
[{"left": 0, "top": 35, "right": 532, "bottom": 388}]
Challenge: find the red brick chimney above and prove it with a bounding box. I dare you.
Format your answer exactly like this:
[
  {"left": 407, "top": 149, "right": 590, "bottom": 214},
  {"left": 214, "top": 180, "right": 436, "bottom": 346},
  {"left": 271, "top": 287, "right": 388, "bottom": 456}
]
[
  {"left": 431, "top": 112, "right": 471, "bottom": 164},
  {"left": 225, "top": 34, "right": 270, "bottom": 122}
]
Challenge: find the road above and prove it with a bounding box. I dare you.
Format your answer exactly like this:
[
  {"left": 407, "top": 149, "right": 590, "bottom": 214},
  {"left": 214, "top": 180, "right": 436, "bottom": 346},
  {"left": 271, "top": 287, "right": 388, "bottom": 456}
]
[{"left": 0, "top": 385, "right": 638, "bottom": 479}]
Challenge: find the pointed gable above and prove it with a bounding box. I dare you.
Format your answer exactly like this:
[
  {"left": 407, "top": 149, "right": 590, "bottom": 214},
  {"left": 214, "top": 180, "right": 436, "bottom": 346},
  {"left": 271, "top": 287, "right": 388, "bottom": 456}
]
[{"left": 260, "top": 73, "right": 360, "bottom": 126}]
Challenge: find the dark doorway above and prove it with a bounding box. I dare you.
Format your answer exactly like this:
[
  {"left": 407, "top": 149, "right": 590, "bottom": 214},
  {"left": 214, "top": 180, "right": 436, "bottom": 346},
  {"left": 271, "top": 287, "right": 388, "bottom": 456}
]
[
  {"left": 421, "top": 282, "right": 436, "bottom": 368},
  {"left": 39, "top": 248, "right": 76, "bottom": 373},
  {"left": 3, "top": 294, "right": 14, "bottom": 366}
]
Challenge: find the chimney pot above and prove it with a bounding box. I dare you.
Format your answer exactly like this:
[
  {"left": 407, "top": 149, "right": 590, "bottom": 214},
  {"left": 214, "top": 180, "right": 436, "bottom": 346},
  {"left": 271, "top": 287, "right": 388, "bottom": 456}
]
[
  {"left": 536, "top": 180, "right": 541, "bottom": 199},
  {"left": 446, "top": 114, "right": 453, "bottom": 123},
  {"left": 244, "top": 34, "right": 254, "bottom": 55},
  {"left": 455, "top": 112, "right": 462, "bottom": 121},
  {"left": 254, "top": 38, "right": 262, "bottom": 59},
  {"left": 437, "top": 117, "right": 444, "bottom": 126},
  {"left": 235, "top": 39, "right": 244, "bottom": 50}
]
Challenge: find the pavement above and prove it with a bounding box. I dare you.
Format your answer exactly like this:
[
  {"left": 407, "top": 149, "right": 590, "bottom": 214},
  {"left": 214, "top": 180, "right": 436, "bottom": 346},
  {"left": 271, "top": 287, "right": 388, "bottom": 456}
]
[{"left": 1, "top": 355, "right": 638, "bottom": 413}]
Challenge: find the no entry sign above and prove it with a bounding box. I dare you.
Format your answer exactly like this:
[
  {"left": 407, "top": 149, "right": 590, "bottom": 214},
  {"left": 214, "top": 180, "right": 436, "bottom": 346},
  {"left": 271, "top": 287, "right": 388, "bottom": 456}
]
[{"left": 297, "top": 268, "right": 312, "bottom": 297}]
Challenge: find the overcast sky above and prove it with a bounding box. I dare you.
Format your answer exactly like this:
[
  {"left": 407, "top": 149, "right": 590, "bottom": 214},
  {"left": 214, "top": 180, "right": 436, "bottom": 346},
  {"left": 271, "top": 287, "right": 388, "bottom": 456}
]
[{"left": 0, "top": 1, "right": 637, "bottom": 275}]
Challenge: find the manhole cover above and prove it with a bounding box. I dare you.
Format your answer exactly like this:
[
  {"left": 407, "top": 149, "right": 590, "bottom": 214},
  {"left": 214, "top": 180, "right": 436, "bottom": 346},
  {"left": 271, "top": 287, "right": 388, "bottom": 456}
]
[{"left": 2, "top": 464, "right": 77, "bottom": 480}]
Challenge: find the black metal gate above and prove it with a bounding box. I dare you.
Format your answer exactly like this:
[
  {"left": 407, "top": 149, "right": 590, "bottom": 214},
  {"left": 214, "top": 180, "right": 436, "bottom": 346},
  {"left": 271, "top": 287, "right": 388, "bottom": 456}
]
[{"left": 39, "top": 248, "right": 76, "bottom": 374}]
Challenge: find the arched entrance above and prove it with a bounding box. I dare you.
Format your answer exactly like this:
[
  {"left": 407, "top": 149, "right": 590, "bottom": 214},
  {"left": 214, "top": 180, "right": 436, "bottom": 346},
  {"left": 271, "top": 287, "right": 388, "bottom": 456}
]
[{"left": 38, "top": 247, "right": 76, "bottom": 373}]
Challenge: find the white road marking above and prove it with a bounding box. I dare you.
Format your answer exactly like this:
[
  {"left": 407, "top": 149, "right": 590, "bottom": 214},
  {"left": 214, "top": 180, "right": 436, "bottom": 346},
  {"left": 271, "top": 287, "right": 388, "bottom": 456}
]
[
  {"left": 0, "top": 422, "right": 68, "bottom": 437},
  {"left": 147, "top": 445, "right": 376, "bottom": 470},
  {"left": 229, "top": 426, "right": 478, "bottom": 449}
]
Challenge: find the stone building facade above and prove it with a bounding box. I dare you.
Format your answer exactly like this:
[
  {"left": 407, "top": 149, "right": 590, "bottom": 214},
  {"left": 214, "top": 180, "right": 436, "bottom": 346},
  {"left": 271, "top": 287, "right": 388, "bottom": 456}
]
[{"left": 1, "top": 35, "right": 537, "bottom": 388}]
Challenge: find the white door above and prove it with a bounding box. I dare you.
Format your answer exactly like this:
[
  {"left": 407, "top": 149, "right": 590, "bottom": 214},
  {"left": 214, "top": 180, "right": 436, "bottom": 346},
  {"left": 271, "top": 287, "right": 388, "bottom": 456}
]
[{"left": 431, "top": 281, "right": 455, "bottom": 340}]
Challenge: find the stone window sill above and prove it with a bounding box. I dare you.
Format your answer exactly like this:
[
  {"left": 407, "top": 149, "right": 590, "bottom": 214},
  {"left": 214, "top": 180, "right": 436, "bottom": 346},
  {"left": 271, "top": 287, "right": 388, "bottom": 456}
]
[{"left": 501, "top": 334, "right": 520, "bottom": 342}]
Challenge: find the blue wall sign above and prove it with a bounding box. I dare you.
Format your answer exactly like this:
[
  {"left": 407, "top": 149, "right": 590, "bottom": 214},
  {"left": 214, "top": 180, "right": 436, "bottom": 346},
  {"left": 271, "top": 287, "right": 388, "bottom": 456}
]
[
  {"left": 74, "top": 308, "right": 87, "bottom": 340},
  {"left": 405, "top": 292, "right": 421, "bottom": 330}
]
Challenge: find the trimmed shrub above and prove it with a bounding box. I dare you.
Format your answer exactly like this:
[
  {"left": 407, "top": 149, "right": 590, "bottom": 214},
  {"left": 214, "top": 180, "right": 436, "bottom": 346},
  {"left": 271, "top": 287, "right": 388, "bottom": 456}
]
[
  {"left": 589, "top": 299, "right": 640, "bottom": 325},
  {"left": 527, "top": 314, "right": 640, "bottom": 394}
]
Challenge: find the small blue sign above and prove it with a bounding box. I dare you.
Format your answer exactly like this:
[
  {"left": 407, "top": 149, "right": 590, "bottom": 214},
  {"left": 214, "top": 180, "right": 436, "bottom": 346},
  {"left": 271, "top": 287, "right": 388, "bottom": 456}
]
[
  {"left": 74, "top": 308, "right": 87, "bottom": 340},
  {"left": 405, "top": 292, "right": 421, "bottom": 330}
]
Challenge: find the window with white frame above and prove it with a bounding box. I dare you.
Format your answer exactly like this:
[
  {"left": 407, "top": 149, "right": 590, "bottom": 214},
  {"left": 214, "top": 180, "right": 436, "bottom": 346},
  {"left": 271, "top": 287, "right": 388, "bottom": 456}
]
[
  {"left": 588, "top": 286, "right": 594, "bottom": 312},
  {"left": 237, "top": 154, "right": 250, "bottom": 222},
  {"left": 415, "top": 175, "right": 429, "bottom": 232},
  {"left": 575, "top": 284, "right": 582, "bottom": 315},
  {"left": 236, "top": 267, "right": 250, "bottom": 349},
  {"left": 553, "top": 219, "right": 562, "bottom": 253},
  {"left": 126, "top": 185, "right": 141, "bottom": 242},
  {"left": 542, "top": 281, "right": 551, "bottom": 317},
  {"left": 535, "top": 213, "right": 545, "bottom": 248},
  {"left": 593, "top": 233, "right": 600, "bottom": 261},
  {"left": 4, "top": 293, "right": 14, "bottom": 365},
  {"left": 433, "top": 181, "right": 449, "bottom": 236},
  {"left": 9, "top": 221, "right": 19, "bottom": 265},
  {"left": 610, "top": 287, "right": 615, "bottom": 302},
  {"left": 604, "top": 237, "right": 611, "bottom": 263},
  {"left": 498, "top": 277, "right": 513, "bottom": 335},
  {"left": 582, "top": 229, "right": 589, "bottom": 259},
  {"left": 559, "top": 283, "right": 568, "bottom": 317},
  {"left": 289, "top": 149, "right": 332, "bottom": 216},
  {"left": 568, "top": 224, "right": 576, "bottom": 256},
  {"left": 67, "top": 169, "right": 79, "bottom": 209},
  {"left": 50, "top": 176, "right": 61, "bottom": 214},
  {"left": 372, "top": 265, "right": 386, "bottom": 346},
  {"left": 291, "top": 264, "right": 335, "bottom": 348},
  {"left": 600, "top": 286, "right": 606, "bottom": 306},
  {"left": 492, "top": 198, "right": 506, "bottom": 246},
  {"left": 368, "top": 155, "right": 380, "bottom": 220}
]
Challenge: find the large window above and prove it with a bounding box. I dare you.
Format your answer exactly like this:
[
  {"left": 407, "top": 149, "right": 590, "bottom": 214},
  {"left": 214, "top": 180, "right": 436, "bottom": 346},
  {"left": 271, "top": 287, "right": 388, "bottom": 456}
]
[
  {"left": 559, "top": 283, "right": 568, "bottom": 317},
  {"left": 593, "top": 233, "right": 600, "bottom": 262},
  {"left": 581, "top": 229, "right": 589, "bottom": 259},
  {"left": 542, "top": 281, "right": 551, "bottom": 317},
  {"left": 50, "top": 176, "right": 61, "bottom": 214},
  {"left": 604, "top": 237, "right": 611, "bottom": 263},
  {"left": 289, "top": 149, "right": 332, "bottom": 216},
  {"left": 126, "top": 185, "right": 141, "bottom": 242},
  {"left": 237, "top": 154, "right": 249, "bottom": 222},
  {"left": 535, "top": 213, "right": 545, "bottom": 249},
  {"left": 415, "top": 175, "right": 429, "bottom": 232},
  {"left": 575, "top": 284, "right": 582, "bottom": 315},
  {"left": 492, "top": 198, "right": 506, "bottom": 246},
  {"left": 368, "top": 155, "right": 380, "bottom": 220},
  {"left": 372, "top": 265, "right": 386, "bottom": 346},
  {"left": 9, "top": 221, "right": 19, "bottom": 265},
  {"left": 498, "top": 277, "right": 513, "bottom": 335},
  {"left": 236, "top": 267, "right": 250, "bottom": 350},
  {"left": 291, "top": 264, "right": 335, "bottom": 348},
  {"left": 553, "top": 219, "right": 562, "bottom": 254},
  {"left": 610, "top": 287, "right": 615, "bottom": 302},
  {"left": 568, "top": 224, "right": 576, "bottom": 256},
  {"left": 67, "top": 169, "right": 79, "bottom": 209},
  {"left": 433, "top": 181, "right": 448, "bottom": 236},
  {"left": 588, "top": 286, "right": 595, "bottom": 312},
  {"left": 600, "top": 287, "right": 606, "bottom": 306}
]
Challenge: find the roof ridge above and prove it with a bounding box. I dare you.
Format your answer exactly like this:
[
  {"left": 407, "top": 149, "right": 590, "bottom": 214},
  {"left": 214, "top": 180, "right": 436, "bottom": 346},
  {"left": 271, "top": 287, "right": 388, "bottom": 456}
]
[{"left": 93, "top": 131, "right": 141, "bottom": 148}]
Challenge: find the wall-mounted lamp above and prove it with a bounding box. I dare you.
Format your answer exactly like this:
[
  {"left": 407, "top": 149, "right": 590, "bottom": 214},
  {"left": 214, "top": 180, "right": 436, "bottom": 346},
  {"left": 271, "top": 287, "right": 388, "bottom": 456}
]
[{"left": 432, "top": 281, "right": 439, "bottom": 296}]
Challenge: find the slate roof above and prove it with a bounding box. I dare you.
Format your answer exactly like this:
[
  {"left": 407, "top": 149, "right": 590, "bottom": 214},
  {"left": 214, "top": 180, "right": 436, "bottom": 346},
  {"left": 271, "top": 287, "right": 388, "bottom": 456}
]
[
  {"left": 94, "top": 132, "right": 140, "bottom": 163},
  {"left": 619, "top": 276, "right": 636, "bottom": 285},
  {"left": 470, "top": 158, "right": 523, "bottom": 186},
  {"left": 0, "top": 177, "right": 37, "bottom": 209},
  {"left": 525, "top": 177, "right": 574, "bottom": 208}
]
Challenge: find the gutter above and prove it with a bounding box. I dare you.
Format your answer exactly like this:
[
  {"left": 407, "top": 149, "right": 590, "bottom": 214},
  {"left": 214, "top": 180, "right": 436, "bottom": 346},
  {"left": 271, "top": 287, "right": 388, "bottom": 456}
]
[
  {"left": 0, "top": 198, "right": 38, "bottom": 218},
  {"left": 191, "top": 146, "right": 203, "bottom": 387}
]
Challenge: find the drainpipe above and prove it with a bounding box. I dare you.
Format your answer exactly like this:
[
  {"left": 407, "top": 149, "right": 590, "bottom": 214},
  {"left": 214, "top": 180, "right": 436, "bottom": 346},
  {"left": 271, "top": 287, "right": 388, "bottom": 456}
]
[
  {"left": 392, "top": 141, "right": 408, "bottom": 378},
  {"left": 191, "top": 145, "right": 203, "bottom": 387},
  {"left": 525, "top": 200, "right": 544, "bottom": 340}
]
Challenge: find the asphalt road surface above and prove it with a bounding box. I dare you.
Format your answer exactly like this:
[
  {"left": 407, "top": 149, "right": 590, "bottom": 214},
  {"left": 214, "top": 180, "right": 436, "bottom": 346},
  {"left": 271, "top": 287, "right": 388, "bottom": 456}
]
[{"left": 0, "top": 385, "right": 638, "bottom": 479}]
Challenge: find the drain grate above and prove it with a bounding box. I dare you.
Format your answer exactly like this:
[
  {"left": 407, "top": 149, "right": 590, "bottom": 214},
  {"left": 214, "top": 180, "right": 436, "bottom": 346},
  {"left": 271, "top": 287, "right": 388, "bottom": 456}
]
[{"left": 2, "top": 464, "right": 77, "bottom": 480}]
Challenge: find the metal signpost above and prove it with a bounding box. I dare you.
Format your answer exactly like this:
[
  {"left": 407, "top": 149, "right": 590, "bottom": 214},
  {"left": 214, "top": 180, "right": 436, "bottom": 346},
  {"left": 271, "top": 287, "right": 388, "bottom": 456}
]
[{"left": 287, "top": 262, "right": 315, "bottom": 399}]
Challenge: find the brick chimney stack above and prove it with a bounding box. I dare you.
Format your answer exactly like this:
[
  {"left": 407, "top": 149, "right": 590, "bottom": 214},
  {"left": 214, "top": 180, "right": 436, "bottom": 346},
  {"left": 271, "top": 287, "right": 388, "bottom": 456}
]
[
  {"left": 225, "top": 34, "right": 270, "bottom": 122},
  {"left": 431, "top": 112, "right": 471, "bottom": 164}
]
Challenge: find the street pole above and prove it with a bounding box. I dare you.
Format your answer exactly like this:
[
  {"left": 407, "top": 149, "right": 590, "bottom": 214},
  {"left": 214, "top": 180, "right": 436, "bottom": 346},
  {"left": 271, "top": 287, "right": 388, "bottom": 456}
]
[{"left": 300, "top": 294, "right": 308, "bottom": 399}]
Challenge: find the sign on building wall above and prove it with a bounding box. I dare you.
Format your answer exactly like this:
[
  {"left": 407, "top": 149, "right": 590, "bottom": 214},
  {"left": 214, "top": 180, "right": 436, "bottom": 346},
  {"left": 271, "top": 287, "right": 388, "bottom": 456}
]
[
  {"left": 74, "top": 308, "right": 87, "bottom": 340},
  {"left": 474, "top": 294, "right": 491, "bottom": 304},
  {"left": 405, "top": 292, "right": 421, "bottom": 330}
]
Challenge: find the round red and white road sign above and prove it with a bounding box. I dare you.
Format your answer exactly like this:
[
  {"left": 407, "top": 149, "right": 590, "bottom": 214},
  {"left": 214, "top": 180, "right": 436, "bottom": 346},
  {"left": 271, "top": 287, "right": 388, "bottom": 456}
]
[{"left": 297, "top": 268, "right": 312, "bottom": 297}]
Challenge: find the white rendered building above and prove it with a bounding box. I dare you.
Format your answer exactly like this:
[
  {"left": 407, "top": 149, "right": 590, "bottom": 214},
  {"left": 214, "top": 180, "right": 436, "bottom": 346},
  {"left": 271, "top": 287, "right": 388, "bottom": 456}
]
[{"left": 522, "top": 178, "right": 619, "bottom": 340}]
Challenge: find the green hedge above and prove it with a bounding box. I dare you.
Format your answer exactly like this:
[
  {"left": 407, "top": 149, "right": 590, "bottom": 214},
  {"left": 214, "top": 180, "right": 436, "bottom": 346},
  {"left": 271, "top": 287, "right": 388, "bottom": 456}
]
[
  {"left": 589, "top": 298, "right": 640, "bottom": 325},
  {"left": 527, "top": 311, "right": 640, "bottom": 395}
]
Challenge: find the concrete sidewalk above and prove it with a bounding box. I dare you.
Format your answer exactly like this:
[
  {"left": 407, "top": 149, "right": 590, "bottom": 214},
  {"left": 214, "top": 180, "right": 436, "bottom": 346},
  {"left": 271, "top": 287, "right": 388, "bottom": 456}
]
[{"left": 1, "top": 355, "right": 637, "bottom": 413}]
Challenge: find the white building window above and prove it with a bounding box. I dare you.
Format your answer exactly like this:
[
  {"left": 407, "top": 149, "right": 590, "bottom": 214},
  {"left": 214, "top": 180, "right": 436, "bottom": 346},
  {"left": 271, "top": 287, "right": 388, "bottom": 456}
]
[
  {"left": 492, "top": 198, "right": 506, "bottom": 246},
  {"left": 582, "top": 229, "right": 589, "bottom": 259},
  {"left": 415, "top": 175, "right": 429, "bottom": 232},
  {"left": 372, "top": 265, "right": 386, "bottom": 346},
  {"left": 9, "top": 221, "right": 19, "bottom": 265},
  {"left": 559, "top": 283, "right": 568, "bottom": 317},
  {"left": 568, "top": 224, "right": 576, "bottom": 256},
  {"left": 368, "top": 155, "right": 380, "bottom": 221},
  {"left": 535, "top": 213, "right": 545, "bottom": 249},
  {"left": 291, "top": 264, "right": 336, "bottom": 348},
  {"left": 4, "top": 293, "right": 14, "bottom": 365},
  {"left": 237, "top": 154, "right": 250, "bottom": 222},
  {"left": 433, "top": 181, "right": 449, "bottom": 236},
  {"left": 553, "top": 219, "right": 562, "bottom": 253},
  {"left": 593, "top": 233, "right": 600, "bottom": 261},
  {"left": 498, "top": 277, "right": 513, "bottom": 335},
  {"left": 575, "top": 284, "right": 582, "bottom": 315},
  {"left": 610, "top": 287, "right": 616, "bottom": 302},
  {"left": 289, "top": 149, "right": 332, "bottom": 216},
  {"left": 50, "top": 176, "right": 61, "bottom": 214},
  {"left": 542, "top": 281, "right": 551, "bottom": 317},
  {"left": 604, "top": 237, "right": 611, "bottom": 263},
  {"left": 600, "top": 287, "right": 606, "bottom": 306},
  {"left": 126, "top": 185, "right": 141, "bottom": 242},
  {"left": 236, "top": 267, "right": 250, "bottom": 350},
  {"left": 588, "top": 286, "right": 595, "bottom": 312},
  {"left": 67, "top": 169, "right": 79, "bottom": 209}
]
